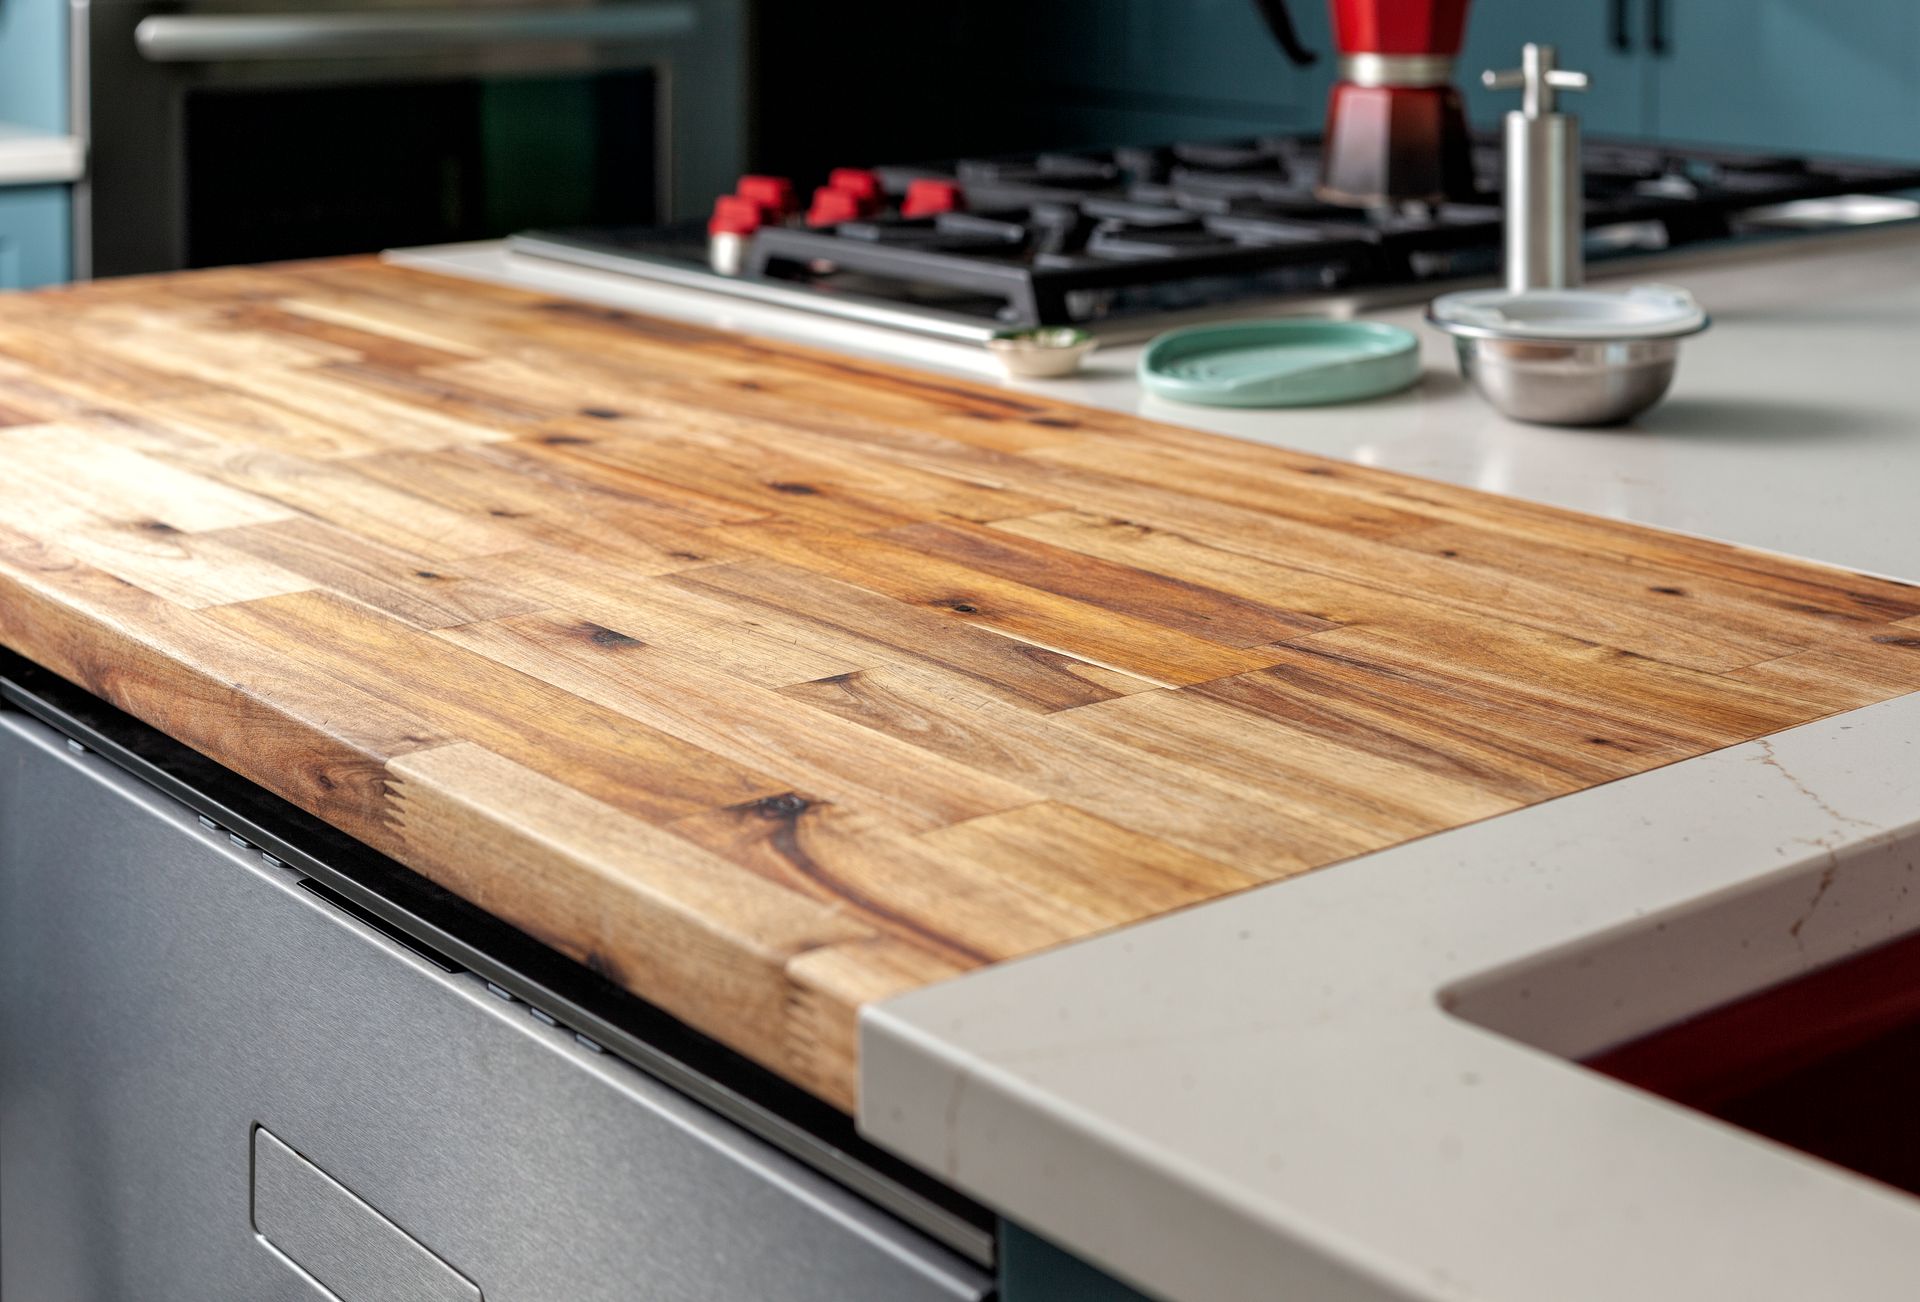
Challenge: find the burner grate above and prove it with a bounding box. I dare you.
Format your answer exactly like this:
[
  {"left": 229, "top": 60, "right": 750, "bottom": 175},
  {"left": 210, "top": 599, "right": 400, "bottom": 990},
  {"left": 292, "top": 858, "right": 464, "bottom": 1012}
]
[
  {"left": 736, "top": 135, "right": 1920, "bottom": 328},
  {"left": 517, "top": 133, "right": 1920, "bottom": 335}
]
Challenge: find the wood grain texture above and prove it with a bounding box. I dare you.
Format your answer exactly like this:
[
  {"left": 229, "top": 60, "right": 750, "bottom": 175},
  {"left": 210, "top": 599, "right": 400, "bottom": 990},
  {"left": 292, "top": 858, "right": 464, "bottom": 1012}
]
[{"left": 2, "top": 258, "right": 1918, "bottom": 1110}]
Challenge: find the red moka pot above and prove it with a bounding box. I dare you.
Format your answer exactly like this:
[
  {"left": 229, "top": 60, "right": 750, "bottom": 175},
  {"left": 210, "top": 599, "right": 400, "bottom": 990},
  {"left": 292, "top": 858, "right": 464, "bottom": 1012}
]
[
  {"left": 1252, "top": 0, "right": 1478, "bottom": 207},
  {"left": 1329, "top": 0, "right": 1470, "bottom": 55}
]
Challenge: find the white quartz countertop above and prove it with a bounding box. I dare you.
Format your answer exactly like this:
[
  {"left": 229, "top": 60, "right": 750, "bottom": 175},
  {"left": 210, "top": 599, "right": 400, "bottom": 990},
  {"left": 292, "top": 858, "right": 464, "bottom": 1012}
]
[{"left": 394, "top": 228, "right": 1920, "bottom": 1302}]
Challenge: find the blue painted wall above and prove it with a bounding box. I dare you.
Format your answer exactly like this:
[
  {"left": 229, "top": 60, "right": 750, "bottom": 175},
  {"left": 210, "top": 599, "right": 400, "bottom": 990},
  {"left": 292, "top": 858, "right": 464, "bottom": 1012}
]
[{"left": 0, "top": 0, "right": 71, "bottom": 286}]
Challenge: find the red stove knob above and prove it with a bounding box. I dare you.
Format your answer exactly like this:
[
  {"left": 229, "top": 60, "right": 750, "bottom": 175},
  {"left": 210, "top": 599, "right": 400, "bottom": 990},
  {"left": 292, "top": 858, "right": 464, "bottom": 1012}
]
[
  {"left": 901, "top": 178, "right": 963, "bottom": 218},
  {"left": 827, "top": 167, "right": 884, "bottom": 214},
  {"left": 806, "top": 186, "right": 863, "bottom": 227},
  {"left": 707, "top": 194, "right": 765, "bottom": 235},
  {"left": 735, "top": 174, "right": 797, "bottom": 218}
]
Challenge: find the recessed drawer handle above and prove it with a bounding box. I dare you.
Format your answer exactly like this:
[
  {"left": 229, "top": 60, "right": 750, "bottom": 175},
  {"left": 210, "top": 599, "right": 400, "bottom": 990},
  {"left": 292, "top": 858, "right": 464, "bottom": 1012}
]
[
  {"left": 251, "top": 1126, "right": 481, "bottom": 1302},
  {"left": 134, "top": 3, "right": 696, "bottom": 62}
]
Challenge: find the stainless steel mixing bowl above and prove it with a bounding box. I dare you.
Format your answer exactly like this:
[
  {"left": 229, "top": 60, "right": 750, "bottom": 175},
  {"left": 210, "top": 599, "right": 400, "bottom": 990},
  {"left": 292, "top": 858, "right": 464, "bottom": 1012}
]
[
  {"left": 1426, "top": 285, "right": 1710, "bottom": 427},
  {"left": 1444, "top": 334, "right": 1683, "bottom": 426}
]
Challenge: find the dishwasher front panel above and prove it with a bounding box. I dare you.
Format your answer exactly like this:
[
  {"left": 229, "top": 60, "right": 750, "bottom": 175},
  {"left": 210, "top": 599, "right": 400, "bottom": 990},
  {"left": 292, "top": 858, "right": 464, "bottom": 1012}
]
[{"left": 0, "top": 711, "right": 991, "bottom": 1302}]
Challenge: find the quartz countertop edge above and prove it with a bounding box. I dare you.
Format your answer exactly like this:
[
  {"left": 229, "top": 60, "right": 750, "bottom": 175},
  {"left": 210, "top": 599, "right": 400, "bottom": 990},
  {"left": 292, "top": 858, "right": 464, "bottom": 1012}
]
[{"left": 861, "top": 690, "right": 1920, "bottom": 1302}]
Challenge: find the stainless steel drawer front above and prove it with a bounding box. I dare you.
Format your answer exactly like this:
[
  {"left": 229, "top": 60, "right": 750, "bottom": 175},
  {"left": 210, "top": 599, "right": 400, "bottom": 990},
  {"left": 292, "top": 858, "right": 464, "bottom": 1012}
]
[
  {"left": 252, "top": 1126, "right": 482, "bottom": 1302},
  {"left": 0, "top": 711, "right": 990, "bottom": 1301}
]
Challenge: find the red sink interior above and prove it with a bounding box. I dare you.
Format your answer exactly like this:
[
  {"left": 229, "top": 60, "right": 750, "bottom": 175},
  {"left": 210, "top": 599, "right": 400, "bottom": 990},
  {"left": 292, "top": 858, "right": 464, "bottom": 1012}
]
[{"left": 1586, "top": 927, "right": 1920, "bottom": 1197}]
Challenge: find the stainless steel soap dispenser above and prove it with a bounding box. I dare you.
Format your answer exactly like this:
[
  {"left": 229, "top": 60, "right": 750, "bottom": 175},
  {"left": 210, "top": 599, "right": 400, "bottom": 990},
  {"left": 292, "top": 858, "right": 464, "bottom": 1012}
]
[{"left": 1482, "top": 43, "right": 1591, "bottom": 291}]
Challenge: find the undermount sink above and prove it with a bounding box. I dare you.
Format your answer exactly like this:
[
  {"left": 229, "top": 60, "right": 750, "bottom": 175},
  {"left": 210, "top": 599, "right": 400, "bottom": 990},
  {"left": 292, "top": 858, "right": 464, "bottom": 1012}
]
[
  {"left": 1443, "top": 824, "right": 1920, "bottom": 1199},
  {"left": 1585, "top": 927, "right": 1920, "bottom": 1197}
]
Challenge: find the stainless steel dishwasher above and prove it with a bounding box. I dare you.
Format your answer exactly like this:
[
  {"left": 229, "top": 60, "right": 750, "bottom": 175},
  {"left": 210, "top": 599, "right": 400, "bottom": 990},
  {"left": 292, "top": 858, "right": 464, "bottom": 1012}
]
[{"left": 0, "top": 654, "right": 994, "bottom": 1301}]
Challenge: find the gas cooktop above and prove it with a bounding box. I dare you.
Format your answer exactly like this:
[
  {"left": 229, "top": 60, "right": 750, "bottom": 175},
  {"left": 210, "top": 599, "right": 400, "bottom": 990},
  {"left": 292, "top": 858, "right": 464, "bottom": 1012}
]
[{"left": 511, "top": 134, "right": 1920, "bottom": 342}]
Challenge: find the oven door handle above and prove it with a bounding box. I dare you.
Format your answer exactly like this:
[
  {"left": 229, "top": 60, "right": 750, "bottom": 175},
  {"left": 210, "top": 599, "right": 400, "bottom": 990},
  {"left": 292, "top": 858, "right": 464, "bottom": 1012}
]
[{"left": 133, "top": 2, "right": 697, "bottom": 62}]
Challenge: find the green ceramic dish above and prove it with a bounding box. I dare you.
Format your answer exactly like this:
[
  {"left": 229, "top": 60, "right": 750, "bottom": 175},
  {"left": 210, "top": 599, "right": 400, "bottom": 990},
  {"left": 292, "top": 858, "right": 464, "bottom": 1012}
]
[{"left": 1138, "top": 319, "right": 1422, "bottom": 408}]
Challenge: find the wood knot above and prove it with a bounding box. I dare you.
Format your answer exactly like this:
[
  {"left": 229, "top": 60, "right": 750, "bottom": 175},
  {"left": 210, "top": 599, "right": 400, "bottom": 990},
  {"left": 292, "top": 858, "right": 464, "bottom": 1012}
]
[
  {"left": 581, "top": 623, "right": 642, "bottom": 647},
  {"left": 577, "top": 407, "right": 623, "bottom": 420},
  {"left": 751, "top": 792, "right": 812, "bottom": 819}
]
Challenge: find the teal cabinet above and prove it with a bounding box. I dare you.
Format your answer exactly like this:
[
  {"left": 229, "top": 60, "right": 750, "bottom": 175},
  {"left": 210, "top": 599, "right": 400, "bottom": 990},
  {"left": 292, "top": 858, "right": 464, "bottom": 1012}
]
[
  {"left": 1000, "top": 1223, "right": 1155, "bottom": 1302},
  {"left": 1653, "top": 0, "right": 1920, "bottom": 161},
  {"left": 0, "top": 0, "right": 74, "bottom": 288},
  {"left": 0, "top": 185, "right": 71, "bottom": 287},
  {"left": 1001, "top": 1, "right": 1920, "bottom": 162},
  {"left": 1457, "top": 0, "right": 1920, "bottom": 162},
  {"left": 0, "top": 0, "right": 67, "bottom": 132}
]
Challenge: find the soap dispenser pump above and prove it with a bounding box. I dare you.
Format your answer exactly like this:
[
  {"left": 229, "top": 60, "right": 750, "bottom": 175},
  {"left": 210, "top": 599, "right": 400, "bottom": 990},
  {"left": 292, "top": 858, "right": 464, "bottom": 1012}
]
[{"left": 1481, "top": 43, "right": 1590, "bottom": 291}]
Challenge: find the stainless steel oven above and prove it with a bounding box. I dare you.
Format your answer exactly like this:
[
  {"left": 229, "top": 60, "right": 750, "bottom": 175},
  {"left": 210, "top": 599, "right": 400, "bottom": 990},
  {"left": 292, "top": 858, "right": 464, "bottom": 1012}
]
[{"left": 71, "top": 0, "right": 745, "bottom": 277}]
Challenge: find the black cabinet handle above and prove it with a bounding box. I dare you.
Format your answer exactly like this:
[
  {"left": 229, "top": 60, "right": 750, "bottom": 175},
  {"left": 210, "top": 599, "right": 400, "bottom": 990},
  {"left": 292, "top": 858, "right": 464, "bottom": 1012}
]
[
  {"left": 1610, "top": 0, "right": 1632, "bottom": 51},
  {"left": 1647, "top": 0, "right": 1669, "bottom": 55}
]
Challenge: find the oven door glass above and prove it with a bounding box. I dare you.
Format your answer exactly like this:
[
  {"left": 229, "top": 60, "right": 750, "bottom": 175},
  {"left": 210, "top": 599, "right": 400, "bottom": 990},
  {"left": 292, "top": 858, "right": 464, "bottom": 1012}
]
[{"left": 181, "top": 70, "right": 656, "bottom": 268}]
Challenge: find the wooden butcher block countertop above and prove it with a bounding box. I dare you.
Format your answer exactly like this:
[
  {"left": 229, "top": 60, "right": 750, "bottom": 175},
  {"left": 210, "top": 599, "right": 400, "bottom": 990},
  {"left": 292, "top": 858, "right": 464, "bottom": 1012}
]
[{"left": 3, "top": 258, "right": 1919, "bottom": 1110}]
